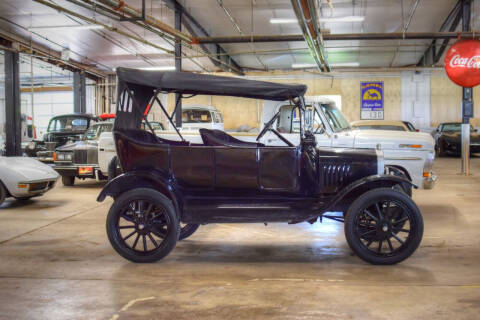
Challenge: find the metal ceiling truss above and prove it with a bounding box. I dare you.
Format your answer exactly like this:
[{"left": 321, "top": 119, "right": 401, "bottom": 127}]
[
  {"left": 417, "top": 0, "right": 463, "bottom": 67},
  {"left": 290, "top": 0, "right": 330, "bottom": 72},
  {"left": 164, "top": 0, "right": 244, "bottom": 75}
]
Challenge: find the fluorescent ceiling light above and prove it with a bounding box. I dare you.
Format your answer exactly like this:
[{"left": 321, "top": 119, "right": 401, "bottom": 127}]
[
  {"left": 270, "top": 18, "right": 297, "bottom": 24},
  {"left": 292, "top": 62, "right": 360, "bottom": 69},
  {"left": 29, "top": 25, "right": 105, "bottom": 31},
  {"left": 138, "top": 66, "right": 176, "bottom": 71},
  {"left": 320, "top": 16, "right": 365, "bottom": 23},
  {"left": 270, "top": 16, "right": 365, "bottom": 24}
]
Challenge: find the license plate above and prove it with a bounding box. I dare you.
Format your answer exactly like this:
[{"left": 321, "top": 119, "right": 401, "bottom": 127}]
[{"left": 78, "top": 167, "right": 93, "bottom": 175}]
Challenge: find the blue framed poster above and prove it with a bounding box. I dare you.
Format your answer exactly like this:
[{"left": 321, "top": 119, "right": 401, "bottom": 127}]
[{"left": 360, "top": 81, "right": 384, "bottom": 119}]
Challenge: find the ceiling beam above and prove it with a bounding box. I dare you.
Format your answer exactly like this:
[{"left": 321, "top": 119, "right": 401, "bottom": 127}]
[
  {"left": 195, "top": 32, "right": 480, "bottom": 44},
  {"left": 163, "top": 0, "right": 244, "bottom": 75},
  {"left": 417, "top": 1, "right": 462, "bottom": 67}
]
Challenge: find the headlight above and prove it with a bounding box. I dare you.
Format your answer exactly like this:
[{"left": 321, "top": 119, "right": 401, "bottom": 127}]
[
  {"left": 65, "top": 153, "right": 72, "bottom": 161},
  {"left": 57, "top": 153, "right": 65, "bottom": 160},
  {"left": 28, "top": 141, "right": 36, "bottom": 149}
]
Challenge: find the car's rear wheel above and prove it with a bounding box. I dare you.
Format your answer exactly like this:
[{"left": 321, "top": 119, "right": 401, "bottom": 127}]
[
  {"left": 61, "top": 175, "right": 75, "bottom": 186},
  {"left": 344, "top": 188, "right": 423, "bottom": 265},
  {"left": 106, "top": 188, "right": 179, "bottom": 263},
  {"left": 179, "top": 223, "right": 199, "bottom": 240}
]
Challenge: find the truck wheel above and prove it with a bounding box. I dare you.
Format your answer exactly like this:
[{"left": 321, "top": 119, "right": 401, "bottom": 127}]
[
  {"left": 108, "top": 156, "right": 121, "bottom": 181},
  {"left": 0, "top": 182, "right": 6, "bottom": 206},
  {"left": 344, "top": 188, "right": 423, "bottom": 265},
  {"left": 179, "top": 223, "right": 199, "bottom": 240},
  {"left": 61, "top": 175, "right": 75, "bottom": 186},
  {"left": 106, "top": 188, "right": 180, "bottom": 263}
]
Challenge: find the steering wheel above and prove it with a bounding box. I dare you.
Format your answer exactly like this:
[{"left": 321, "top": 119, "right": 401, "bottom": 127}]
[{"left": 256, "top": 112, "right": 280, "bottom": 141}]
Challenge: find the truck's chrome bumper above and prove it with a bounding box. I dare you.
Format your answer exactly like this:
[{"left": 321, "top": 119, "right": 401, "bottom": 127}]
[{"left": 423, "top": 171, "right": 437, "bottom": 189}]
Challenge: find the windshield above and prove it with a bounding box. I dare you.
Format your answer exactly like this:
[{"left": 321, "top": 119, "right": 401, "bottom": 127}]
[
  {"left": 319, "top": 103, "right": 350, "bottom": 132},
  {"left": 442, "top": 123, "right": 474, "bottom": 132},
  {"left": 182, "top": 109, "right": 212, "bottom": 123},
  {"left": 48, "top": 116, "right": 89, "bottom": 133},
  {"left": 84, "top": 123, "right": 112, "bottom": 140}
]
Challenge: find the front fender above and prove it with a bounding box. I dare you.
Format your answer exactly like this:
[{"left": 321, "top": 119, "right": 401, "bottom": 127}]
[
  {"left": 97, "top": 170, "right": 182, "bottom": 215},
  {"left": 323, "top": 174, "right": 417, "bottom": 212}
]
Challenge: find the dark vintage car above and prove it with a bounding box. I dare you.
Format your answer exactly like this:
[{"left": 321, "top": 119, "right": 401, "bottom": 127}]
[
  {"left": 97, "top": 68, "right": 424, "bottom": 265},
  {"left": 433, "top": 122, "right": 480, "bottom": 156},
  {"left": 54, "top": 121, "right": 114, "bottom": 186},
  {"left": 26, "top": 113, "right": 96, "bottom": 163}
]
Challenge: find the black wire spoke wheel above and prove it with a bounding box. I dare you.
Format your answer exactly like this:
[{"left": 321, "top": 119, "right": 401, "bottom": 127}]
[
  {"left": 345, "top": 188, "right": 423, "bottom": 265},
  {"left": 117, "top": 199, "right": 170, "bottom": 253},
  {"left": 106, "top": 188, "right": 179, "bottom": 263}
]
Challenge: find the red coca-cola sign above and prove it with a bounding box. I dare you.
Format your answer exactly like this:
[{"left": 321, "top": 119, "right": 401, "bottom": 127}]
[{"left": 444, "top": 39, "right": 480, "bottom": 87}]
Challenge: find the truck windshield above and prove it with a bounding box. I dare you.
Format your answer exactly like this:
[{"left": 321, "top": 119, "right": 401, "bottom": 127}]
[
  {"left": 319, "top": 104, "right": 351, "bottom": 132},
  {"left": 48, "top": 117, "right": 89, "bottom": 132}
]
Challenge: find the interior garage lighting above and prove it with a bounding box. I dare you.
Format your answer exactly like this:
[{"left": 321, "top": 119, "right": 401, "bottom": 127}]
[
  {"left": 29, "top": 25, "right": 105, "bottom": 31},
  {"left": 270, "top": 16, "right": 365, "bottom": 24},
  {"left": 292, "top": 62, "right": 360, "bottom": 68},
  {"left": 138, "top": 66, "right": 176, "bottom": 71}
]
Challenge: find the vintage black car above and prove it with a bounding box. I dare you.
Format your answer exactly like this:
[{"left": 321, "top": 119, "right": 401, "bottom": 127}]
[
  {"left": 433, "top": 122, "right": 480, "bottom": 156},
  {"left": 54, "top": 121, "right": 114, "bottom": 186},
  {"left": 97, "top": 68, "right": 424, "bottom": 265},
  {"left": 26, "top": 113, "right": 96, "bottom": 163}
]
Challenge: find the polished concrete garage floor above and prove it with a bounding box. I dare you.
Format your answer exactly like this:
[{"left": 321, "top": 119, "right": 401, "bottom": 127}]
[{"left": 0, "top": 157, "right": 480, "bottom": 320}]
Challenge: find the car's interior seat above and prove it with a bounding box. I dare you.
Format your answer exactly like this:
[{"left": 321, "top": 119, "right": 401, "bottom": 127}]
[
  {"left": 114, "top": 128, "right": 191, "bottom": 146},
  {"left": 199, "top": 128, "right": 265, "bottom": 147}
]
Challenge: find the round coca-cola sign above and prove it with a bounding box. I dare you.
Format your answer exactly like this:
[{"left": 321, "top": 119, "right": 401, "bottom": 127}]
[{"left": 444, "top": 39, "right": 480, "bottom": 88}]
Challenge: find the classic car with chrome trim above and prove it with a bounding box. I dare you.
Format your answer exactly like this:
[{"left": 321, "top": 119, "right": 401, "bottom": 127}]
[
  {"left": 433, "top": 122, "right": 480, "bottom": 156},
  {"left": 27, "top": 113, "right": 97, "bottom": 163},
  {"left": 53, "top": 121, "right": 114, "bottom": 186},
  {"left": 0, "top": 156, "right": 59, "bottom": 206},
  {"left": 98, "top": 68, "right": 424, "bottom": 265}
]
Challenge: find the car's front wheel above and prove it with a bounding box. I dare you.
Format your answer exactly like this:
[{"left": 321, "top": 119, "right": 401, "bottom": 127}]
[
  {"left": 106, "top": 188, "right": 179, "bottom": 263},
  {"left": 344, "top": 188, "right": 423, "bottom": 265}
]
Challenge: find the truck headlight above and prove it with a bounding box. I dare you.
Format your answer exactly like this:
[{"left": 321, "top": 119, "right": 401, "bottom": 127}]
[
  {"left": 57, "top": 153, "right": 65, "bottom": 160},
  {"left": 423, "top": 151, "right": 435, "bottom": 177}
]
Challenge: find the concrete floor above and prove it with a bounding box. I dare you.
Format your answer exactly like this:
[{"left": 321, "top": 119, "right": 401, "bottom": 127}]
[{"left": 0, "top": 157, "right": 480, "bottom": 320}]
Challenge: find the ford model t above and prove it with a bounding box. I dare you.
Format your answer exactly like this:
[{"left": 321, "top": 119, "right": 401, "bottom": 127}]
[{"left": 98, "top": 68, "right": 423, "bottom": 265}]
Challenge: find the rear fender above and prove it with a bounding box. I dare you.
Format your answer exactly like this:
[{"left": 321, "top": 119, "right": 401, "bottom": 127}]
[
  {"left": 324, "top": 174, "right": 417, "bottom": 212},
  {"left": 97, "top": 170, "right": 182, "bottom": 215}
]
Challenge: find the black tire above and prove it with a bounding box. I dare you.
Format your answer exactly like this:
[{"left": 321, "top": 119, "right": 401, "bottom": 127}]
[
  {"left": 61, "top": 175, "right": 75, "bottom": 186},
  {"left": 0, "top": 182, "right": 6, "bottom": 206},
  {"left": 179, "top": 223, "right": 199, "bottom": 241},
  {"left": 108, "top": 156, "right": 121, "bottom": 181},
  {"left": 106, "top": 188, "right": 179, "bottom": 263},
  {"left": 436, "top": 140, "right": 446, "bottom": 157},
  {"left": 344, "top": 188, "right": 423, "bottom": 265}
]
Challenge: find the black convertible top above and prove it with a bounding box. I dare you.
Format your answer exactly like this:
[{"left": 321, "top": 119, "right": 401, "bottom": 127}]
[{"left": 117, "top": 68, "right": 307, "bottom": 101}]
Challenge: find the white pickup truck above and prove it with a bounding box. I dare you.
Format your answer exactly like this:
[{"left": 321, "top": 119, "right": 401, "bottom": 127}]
[{"left": 99, "top": 97, "right": 436, "bottom": 190}]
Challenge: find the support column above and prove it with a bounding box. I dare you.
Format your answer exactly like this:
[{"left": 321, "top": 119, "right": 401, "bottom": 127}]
[
  {"left": 4, "top": 51, "right": 21, "bottom": 156},
  {"left": 174, "top": 2, "right": 182, "bottom": 128},
  {"left": 461, "top": 0, "right": 473, "bottom": 175},
  {"left": 73, "top": 71, "right": 86, "bottom": 113}
]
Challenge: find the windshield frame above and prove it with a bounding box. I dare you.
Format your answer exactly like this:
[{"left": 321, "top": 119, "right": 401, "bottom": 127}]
[{"left": 315, "top": 102, "right": 351, "bottom": 133}]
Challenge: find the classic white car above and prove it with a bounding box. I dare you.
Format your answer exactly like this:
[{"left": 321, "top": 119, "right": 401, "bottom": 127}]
[
  {"left": 261, "top": 97, "right": 436, "bottom": 190},
  {"left": 99, "top": 97, "right": 436, "bottom": 191},
  {"left": 0, "top": 156, "right": 59, "bottom": 205}
]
